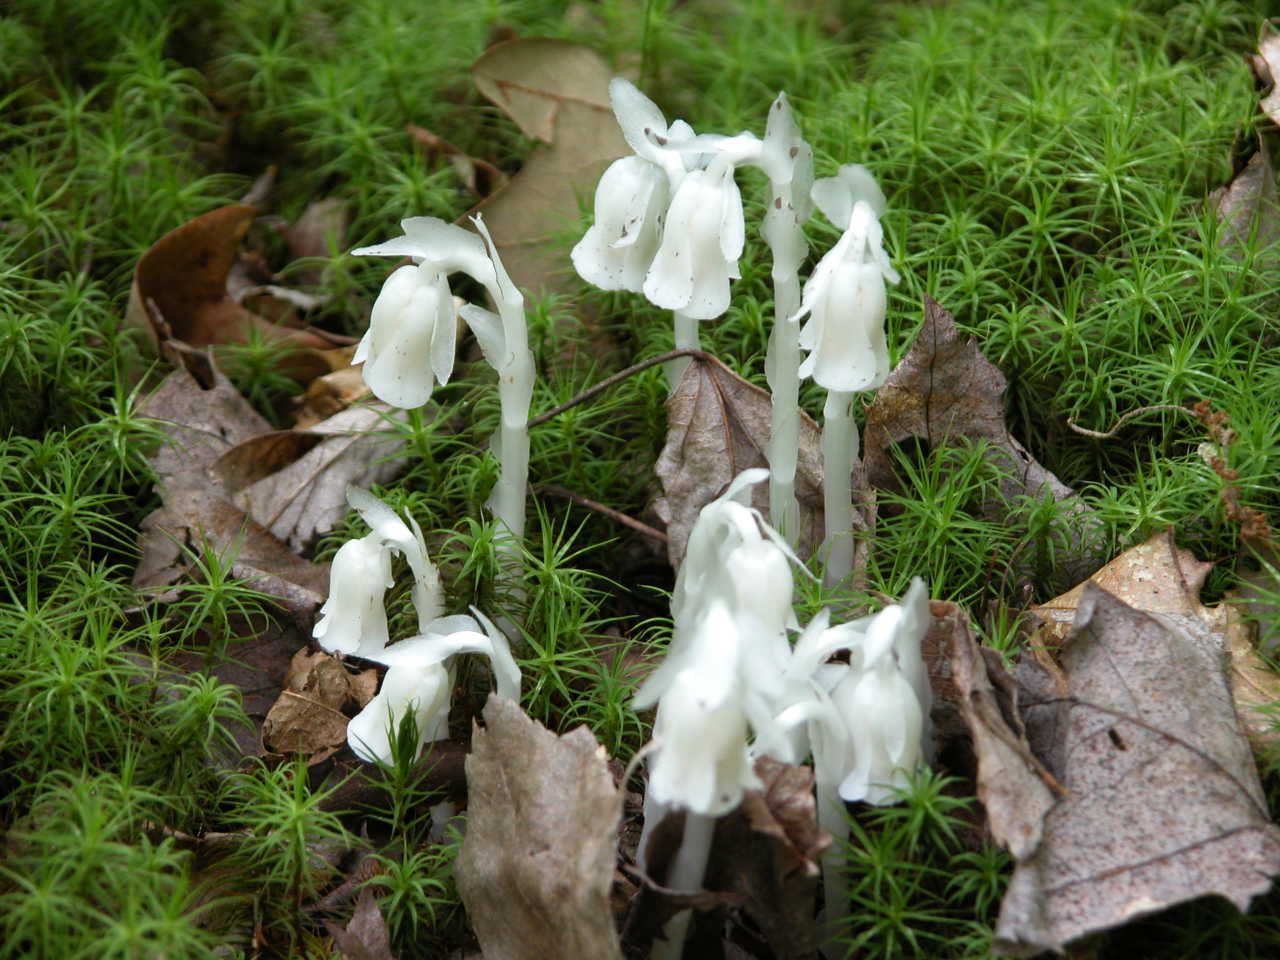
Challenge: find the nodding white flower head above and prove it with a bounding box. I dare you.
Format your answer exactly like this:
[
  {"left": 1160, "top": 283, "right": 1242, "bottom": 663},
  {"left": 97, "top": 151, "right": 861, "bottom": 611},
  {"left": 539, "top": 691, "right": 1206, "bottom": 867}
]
[
  {"left": 636, "top": 470, "right": 809, "bottom": 815},
  {"left": 642, "top": 155, "right": 745, "bottom": 319},
  {"left": 347, "top": 608, "right": 520, "bottom": 765},
  {"left": 570, "top": 79, "right": 690, "bottom": 295},
  {"left": 791, "top": 164, "right": 901, "bottom": 393},
  {"left": 639, "top": 600, "right": 760, "bottom": 816},
  {"left": 350, "top": 216, "right": 510, "bottom": 409},
  {"left": 312, "top": 533, "right": 393, "bottom": 657},
  {"left": 833, "top": 597, "right": 925, "bottom": 805},
  {"left": 313, "top": 487, "right": 443, "bottom": 657}
]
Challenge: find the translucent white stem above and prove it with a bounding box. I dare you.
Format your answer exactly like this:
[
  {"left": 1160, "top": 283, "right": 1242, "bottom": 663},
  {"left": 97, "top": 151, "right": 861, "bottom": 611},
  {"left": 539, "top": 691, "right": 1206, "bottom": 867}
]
[
  {"left": 666, "top": 311, "right": 701, "bottom": 391},
  {"left": 766, "top": 269, "right": 802, "bottom": 545},
  {"left": 491, "top": 298, "right": 534, "bottom": 584},
  {"left": 816, "top": 786, "right": 850, "bottom": 959},
  {"left": 821, "top": 389, "right": 857, "bottom": 588},
  {"left": 650, "top": 811, "right": 715, "bottom": 960}
]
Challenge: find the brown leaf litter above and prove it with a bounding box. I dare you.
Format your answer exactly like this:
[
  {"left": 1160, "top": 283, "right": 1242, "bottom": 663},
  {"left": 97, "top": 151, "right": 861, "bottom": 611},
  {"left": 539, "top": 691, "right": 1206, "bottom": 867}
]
[
  {"left": 456, "top": 695, "right": 625, "bottom": 960},
  {"left": 468, "top": 37, "right": 629, "bottom": 295},
  {"left": 992, "top": 582, "right": 1280, "bottom": 955},
  {"left": 653, "top": 354, "right": 860, "bottom": 569}
]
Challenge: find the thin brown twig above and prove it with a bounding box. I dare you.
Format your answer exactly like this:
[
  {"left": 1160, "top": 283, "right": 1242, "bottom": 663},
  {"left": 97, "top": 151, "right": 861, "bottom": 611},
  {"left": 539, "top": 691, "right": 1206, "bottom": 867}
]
[
  {"left": 533, "top": 483, "right": 669, "bottom": 544},
  {"left": 526, "top": 348, "right": 716, "bottom": 430},
  {"left": 1066, "top": 404, "right": 1196, "bottom": 439}
]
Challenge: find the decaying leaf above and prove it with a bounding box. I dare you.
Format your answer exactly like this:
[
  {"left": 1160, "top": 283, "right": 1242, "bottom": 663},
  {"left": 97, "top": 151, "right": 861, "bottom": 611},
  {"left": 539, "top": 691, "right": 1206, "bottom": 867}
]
[
  {"left": 943, "top": 604, "right": 1060, "bottom": 859},
  {"left": 1252, "top": 19, "right": 1280, "bottom": 128},
  {"left": 863, "top": 296, "right": 1103, "bottom": 586},
  {"left": 124, "top": 205, "right": 346, "bottom": 378},
  {"left": 283, "top": 197, "right": 349, "bottom": 287},
  {"left": 262, "top": 648, "right": 377, "bottom": 763},
  {"left": 1209, "top": 136, "right": 1280, "bottom": 259},
  {"left": 995, "top": 584, "right": 1280, "bottom": 956},
  {"left": 457, "top": 696, "right": 624, "bottom": 960},
  {"left": 133, "top": 343, "right": 328, "bottom": 627},
  {"left": 468, "top": 38, "right": 629, "bottom": 294},
  {"left": 706, "top": 758, "right": 828, "bottom": 960},
  {"left": 653, "top": 355, "right": 852, "bottom": 568},
  {"left": 324, "top": 888, "right": 398, "bottom": 960},
  {"left": 216, "top": 404, "right": 409, "bottom": 553},
  {"left": 1028, "top": 529, "right": 1280, "bottom": 754}
]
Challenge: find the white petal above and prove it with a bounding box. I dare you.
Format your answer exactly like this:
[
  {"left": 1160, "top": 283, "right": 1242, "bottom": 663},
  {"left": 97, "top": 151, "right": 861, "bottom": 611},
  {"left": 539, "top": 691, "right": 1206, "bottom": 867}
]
[
  {"left": 571, "top": 157, "right": 667, "bottom": 293},
  {"left": 471, "top": 214, "right": 522, "bottom": 309},
  {"left": 644, "top": 168, "right": 735, "bottom": 319},
  {"left": 347, "top": 660, "right": 450, "bottom": 764},
  {"left": 313, "top": 534, "right": 392, "bottom": 656},
  {"left": 806, "top": 260, "right": 886, "bottom": 393},
  {"left": 459, "top": 303, "right": 507, "bottom": 369},
  {"left": 609, "top": 77, "right": 669, "bottom": 161},
  {"left": 402, "top": 217, "right": 496, "bottom": 289},
  {"left": 361, "top": 278, "right": 442, "bottom": 409},
  {"left": 427, "top": 271, "right": 457, "bottom": 387}
]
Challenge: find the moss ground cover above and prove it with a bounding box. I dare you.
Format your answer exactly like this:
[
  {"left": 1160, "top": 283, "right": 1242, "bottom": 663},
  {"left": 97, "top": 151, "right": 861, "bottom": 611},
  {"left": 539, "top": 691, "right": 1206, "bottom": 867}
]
[{"left": 2, "top": 0, "right": 1279, "bottom": 956}]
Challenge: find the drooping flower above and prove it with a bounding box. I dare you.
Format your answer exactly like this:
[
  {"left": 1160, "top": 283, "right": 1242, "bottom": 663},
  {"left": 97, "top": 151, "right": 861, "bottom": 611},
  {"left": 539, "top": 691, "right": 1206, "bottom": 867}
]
[
  {"left": 312, "top": 533, "right": 393, "bottom": 657},
  {"left": 791, "top": 164, "right": 900, "bottom": 393},
  {"left": 350, "top": 219, "right": 496, "bottom": 408},
  {"left": 312, "top": 487, "right": 443, "bottom": 657},
  {"left": 571, "top": 79, "right": 688, "bottom": 294},
  {"left": 346, "top": 609, "right": 520, "bottom": 765}
]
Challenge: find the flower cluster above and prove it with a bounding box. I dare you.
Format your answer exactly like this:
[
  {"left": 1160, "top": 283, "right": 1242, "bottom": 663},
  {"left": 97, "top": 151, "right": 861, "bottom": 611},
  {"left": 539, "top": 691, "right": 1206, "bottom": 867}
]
[
  {"left": 637, "top": 471, "right": 931, "bottom": 817},
  {"left": 572, "top": 80, "right": 812, "bottom": 323},
  {"left": 314, "top": 486, "right": 520, "bottom": 766}
]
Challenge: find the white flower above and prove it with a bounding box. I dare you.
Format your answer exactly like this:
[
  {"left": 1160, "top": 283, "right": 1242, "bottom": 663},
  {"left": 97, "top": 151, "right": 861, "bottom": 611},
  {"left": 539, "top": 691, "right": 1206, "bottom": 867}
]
[
  {"left": 791, "top": 164, "right": 900, "bottom": 393},
  {"left": 571, "top": 156, "right": 669, "bottom": 293},
  {"left": 833, "top": 602, "right": 925, "bottom": 805},
  {"left": 636, "top": 469, "right": 806, "bottom": 815},
  {"left": 347, "top": 609, "right": 520, "bottom": 765},
  {"left": 313, "top": 487, "right": 443, "bottom": 657},
  {"left": 312, "top": 533, "right": 393, "bottom": 657},
  {"left": 640, "top": 600, "right": 759, "bottom": 816},
  {"left": 351, "top": 218, "right": 499, "bottom": 409},
  {"left": 642, "top": 156, "right": 745, "bottom": 319}
]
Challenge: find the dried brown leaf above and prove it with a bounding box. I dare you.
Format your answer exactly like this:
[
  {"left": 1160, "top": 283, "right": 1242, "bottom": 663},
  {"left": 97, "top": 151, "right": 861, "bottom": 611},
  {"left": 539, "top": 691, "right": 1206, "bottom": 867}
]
[
  {"left": 944, "top": 605, "right": 1060, "bottom": 859},
  {"left": 124, "top": 204, "right": 348, "bottom": 379},
  {"left": 1255, "top": 19, "right": 1280, "bottom": 128},
  {"left": 653, "top": 355, "right": 850, "bottom": 568},
  {"left": 408, "top": 124, "right": 508, "bottom": 198},
  {"left": 457, "top": 696, "right": 624, "bottom": 960},
  {"left": 262, "top": 648, "right": 377, "bottom": 763},
  {"left": 1031, "top": 529, "right": 1280, "bottom": 756},
  {"left": 218, "top": 404, "right": 409, "bottom": 553},
  {"left": 133, "top": 348, "right": 327, "bottom": 627},
  {"left": 324, "top": 888, "right": 398, "bottom": 960},
  {"left": 1209, "top": 137, "right": 1280, "bottom": 259},
  {"left": 863, "top": 296, "right": 1103, "bottom": 586},
  {"left": 995, "top": 584, "right": 1280, "bottom": 956},
  {"left": 468, "top": 38, "right": 628, "bottom": 294}
]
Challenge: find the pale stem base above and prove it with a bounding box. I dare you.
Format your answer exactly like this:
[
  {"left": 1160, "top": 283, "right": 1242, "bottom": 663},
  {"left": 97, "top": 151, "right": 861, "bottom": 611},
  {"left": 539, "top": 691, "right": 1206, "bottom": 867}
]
[
  {"left": 821, "top": 389, "right": 858, "bottom": 588},
  {"left": 649, "top": 810, "right": 716, "bottom": 960},
  {"left": 816, "top": 787, "right": 850, "bottom": 959},
  {"left": 666, "top": 311, "right": 700, "bottom": 391}
]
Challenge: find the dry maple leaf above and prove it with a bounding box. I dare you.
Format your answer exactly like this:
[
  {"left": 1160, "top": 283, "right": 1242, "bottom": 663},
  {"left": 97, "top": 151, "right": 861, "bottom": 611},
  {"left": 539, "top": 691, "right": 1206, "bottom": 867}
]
[
  {"left": 995, "top": 583, "right": 1280, "bottom": 956},
  {"left": 863, "top": 296, "right": 1103, "bottom": 586}
]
